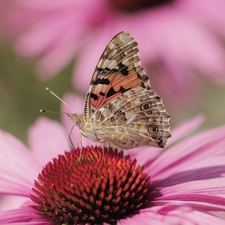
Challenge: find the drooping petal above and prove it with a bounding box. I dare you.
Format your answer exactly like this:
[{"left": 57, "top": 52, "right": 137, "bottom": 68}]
[
  {"left": 0, "top": 205, "right": 52, "bottom": 224},
  {"left": 120, "top": 205, "right": 225, "bottom": 225},
  {"left": 0, "top": 130, "right": 40, "bottom": 195},
  {"left": 0, "top": 195, "right": 28, "bottom": 212},
  {"left": 167, "top": 114, "right": 205, "bottom": 146},
  {"left": 148, "top": 124, "right": 225, "bottom": 179}
]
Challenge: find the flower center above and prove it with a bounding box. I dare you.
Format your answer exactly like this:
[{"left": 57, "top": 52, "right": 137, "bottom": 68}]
[
  {"left": 109, "top": 0, "right": 173, "bottom": 12},
  {"left": 30, "top": 147, "right": 153, "bottom": 224}
]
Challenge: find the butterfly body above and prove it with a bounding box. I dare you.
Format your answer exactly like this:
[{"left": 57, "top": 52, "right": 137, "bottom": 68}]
[{"left": 69, "top": 31, "right": 171, "bottom": 149}]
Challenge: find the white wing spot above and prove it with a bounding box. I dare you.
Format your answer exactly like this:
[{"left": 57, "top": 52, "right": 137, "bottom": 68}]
[
  {"left": 98, "top": 58, "right": 109, "bottom": 69},
  {"left": 109, "top": 43, "right": 115, "bottom": 49},
  {"left": 108, "top": 59, "right": 118, "bottom": 69},
  {"left": 110, "top": 49, "right": 118, "bottom": 57},
  {"left": 134, "top": 62, "right": 140, "bottom": 67},
  {"left": 122, "top": 58, "right": 129, "bottom": 66},
  {"left": 119, "top": 35, "right": 127, "bottom": 43}
]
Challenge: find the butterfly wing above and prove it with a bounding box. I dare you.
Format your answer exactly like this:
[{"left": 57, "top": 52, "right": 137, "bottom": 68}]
[
  {"left": 81, "top": 31, "right": 171, "bottom": 148},
  {"left": 84, "top": 31, "right": 150, "bottom": 122},
  {"left": 91, "top": 87, "right": 171, "bottom": 149}
]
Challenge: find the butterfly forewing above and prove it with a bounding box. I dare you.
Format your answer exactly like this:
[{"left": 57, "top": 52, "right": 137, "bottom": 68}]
[{"left": 84, "top": 31, "right": 150, "bottom": 122}]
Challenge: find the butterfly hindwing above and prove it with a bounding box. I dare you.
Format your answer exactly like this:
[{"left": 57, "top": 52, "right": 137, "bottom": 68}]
[
  {"left": 91, "top": 87, "right": 171, "bottom": 149},
  {"left": 84, "top": 31, "right": 150, "bottom": 122}
]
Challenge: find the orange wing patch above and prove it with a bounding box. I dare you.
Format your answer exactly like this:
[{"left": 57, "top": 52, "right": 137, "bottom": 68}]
[{"left": 90, "top": 69, "right": 149, "bottom": 108}]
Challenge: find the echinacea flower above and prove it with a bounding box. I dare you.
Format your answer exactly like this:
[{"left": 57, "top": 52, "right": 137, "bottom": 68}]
[
  {"left": 1, "top": 114, "right": 225, "bottom": 224},
  {"left": 1, "top": 1, "right": 225, "bottom": 111}
]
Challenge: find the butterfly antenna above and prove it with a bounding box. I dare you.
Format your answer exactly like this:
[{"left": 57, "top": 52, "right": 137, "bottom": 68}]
[
  {"left": 40, "top": 109, "right": 70, "bottom": 115},
  {"left": 45, "top": 87, "right": 71, "bottom": 110}
]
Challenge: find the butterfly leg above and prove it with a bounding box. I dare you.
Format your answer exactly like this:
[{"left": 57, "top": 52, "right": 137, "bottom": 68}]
[
  {"left": 100, "top": 139, "right": 107, "bottom": 158},
  {"left": 77, "top": 131, "right": 83, "bottom": 161},
  {"left": 69, "top": 124, "right": 75, "bottom": 150}
]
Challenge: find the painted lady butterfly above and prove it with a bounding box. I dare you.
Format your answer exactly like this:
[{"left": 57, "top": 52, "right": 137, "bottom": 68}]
[{"left": 69, "top": 31, "right": 171, "bottom": 149}]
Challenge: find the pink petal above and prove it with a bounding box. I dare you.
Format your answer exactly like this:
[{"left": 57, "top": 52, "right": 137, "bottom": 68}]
[
  {"left": 148, "top": 124, "right": 225, "bottom": 179},
  {"left": 0, "top": 195, "right": 28, "bottom": 212},
  {"left": 167, "top": 114, "right": 205, "bottom": 146},
  {"left": 0, "top": 205, "right": 51, "bottom": 224},
  {"left": 120, "top": 204, "right": 225, "bottom": 224},
  {"left": 0, "top": 177, "right": 33, "bottom": 196},
  {"left": 0, "top": 130, "right": 40, "bottom": 194},
  {"left": 180, "top": 0, "right": 225, "bottom": 36},
  {"left": 28, "top": 117, "right": 70, "bottom": 167},
  {"left": 129, "top": 6, "right": 225, "bottom": 80},
  {"left": 1, "top": 0, "right": 105, "bottom": 78},
  {"left": 157, "top": 176, "right": 225, "bottom": 210}
]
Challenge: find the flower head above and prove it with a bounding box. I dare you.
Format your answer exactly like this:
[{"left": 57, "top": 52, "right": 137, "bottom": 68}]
[
  {"left": 31, "top": 147, "right": 152, "bottom": 224},
  {"left": 1, "top": 115, "right": 225, "bottom": 224}
]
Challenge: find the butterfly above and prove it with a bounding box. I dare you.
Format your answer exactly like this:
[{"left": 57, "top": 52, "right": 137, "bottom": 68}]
[{"left": 68, "top": 31, "right": 171, "bottom": 150}]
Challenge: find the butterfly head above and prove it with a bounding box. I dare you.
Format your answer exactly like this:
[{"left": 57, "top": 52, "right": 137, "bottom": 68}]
[{"left": 67, "top": 113, "right": 83, "bottom": 129}]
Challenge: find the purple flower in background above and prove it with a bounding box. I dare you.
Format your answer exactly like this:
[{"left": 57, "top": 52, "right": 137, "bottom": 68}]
[
  {"left": 1, "top": 0, "right": 225, "bottom": 111},
  {"left": 1, "top": 115, "right": 225, "bottom": 224}
]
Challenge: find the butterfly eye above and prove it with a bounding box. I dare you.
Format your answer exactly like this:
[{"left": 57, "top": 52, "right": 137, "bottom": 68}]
[
  {"left": 140, "top": 103, "right": 151, "bottom": 111},
  {"left": 148, "top": 125, "right": 158, "bottom": 134}
]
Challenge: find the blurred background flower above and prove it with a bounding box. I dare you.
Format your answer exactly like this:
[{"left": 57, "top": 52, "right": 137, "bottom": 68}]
[{"left": 0, "top": 1, "right": 225, "bottom": 150}]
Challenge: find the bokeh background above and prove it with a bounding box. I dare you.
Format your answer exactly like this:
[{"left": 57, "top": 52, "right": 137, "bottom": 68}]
[{"left": 0, "top": 0, "right": 225, "bottom": 145}]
